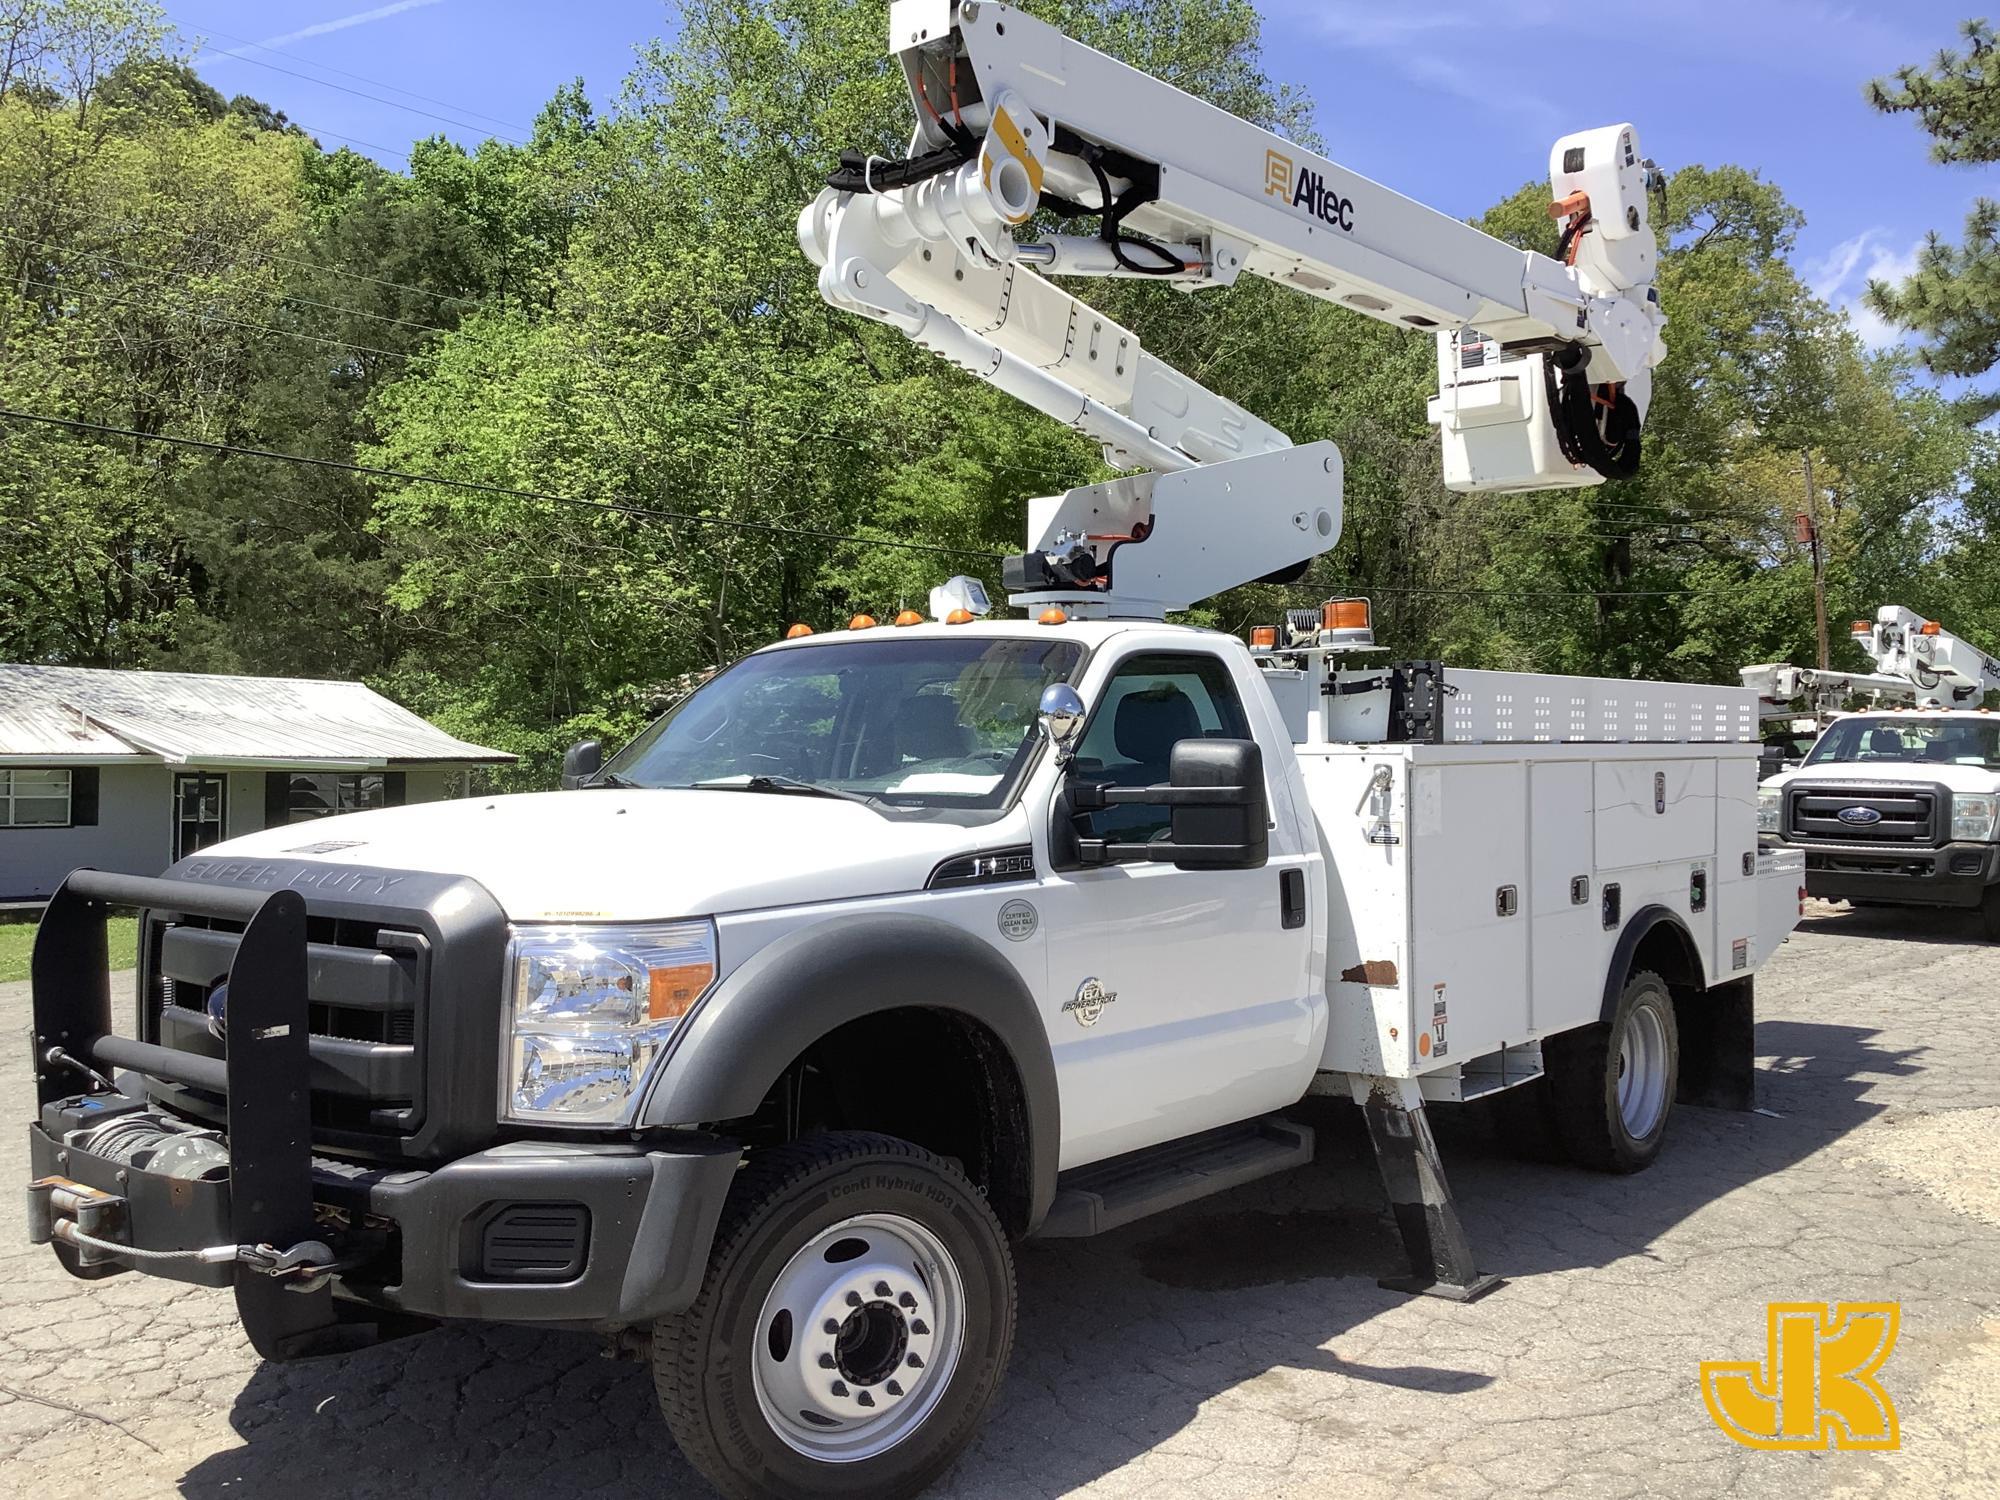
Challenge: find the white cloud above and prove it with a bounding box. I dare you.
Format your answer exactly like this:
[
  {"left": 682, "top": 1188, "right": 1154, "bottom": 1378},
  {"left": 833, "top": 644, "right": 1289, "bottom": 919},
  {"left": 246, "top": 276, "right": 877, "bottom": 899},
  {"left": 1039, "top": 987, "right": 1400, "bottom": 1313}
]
[
  {"left": 1808, "top": 229, "right": 1924, "bottom": 350},
  {"left": 196, "top": 0, "right": 448, "bottom": 65},
  {"left": 1263, "top": 0, "right": 1562, "bottom": 133}
]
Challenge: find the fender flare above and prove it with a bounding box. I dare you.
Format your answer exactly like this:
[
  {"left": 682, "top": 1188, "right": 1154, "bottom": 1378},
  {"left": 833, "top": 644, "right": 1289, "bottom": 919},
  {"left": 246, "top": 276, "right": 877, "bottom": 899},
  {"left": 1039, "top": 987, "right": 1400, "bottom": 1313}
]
[
  {"left": 640, "top": 913, "right": 1060, "bottom": 1230},
  {"left": 1599, "top": 904, "right": 1706, "bottom": 1024}
]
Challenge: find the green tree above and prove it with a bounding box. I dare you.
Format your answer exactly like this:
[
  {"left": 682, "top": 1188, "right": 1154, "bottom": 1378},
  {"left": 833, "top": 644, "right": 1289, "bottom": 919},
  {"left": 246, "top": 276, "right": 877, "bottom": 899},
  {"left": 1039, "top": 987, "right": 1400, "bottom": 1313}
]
[{"left": 1864, "top": 19, "right": 2000, "bottom": 407}]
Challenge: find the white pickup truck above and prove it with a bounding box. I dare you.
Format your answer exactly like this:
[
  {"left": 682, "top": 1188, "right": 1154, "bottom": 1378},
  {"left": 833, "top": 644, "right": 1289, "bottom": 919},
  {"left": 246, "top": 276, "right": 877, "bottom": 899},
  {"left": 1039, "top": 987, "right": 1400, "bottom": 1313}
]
[
  {"left": 27, "top": 607, "right": 1803, "bottom": 1499},
  {"left": 1759, "top": 709, "right": 2000, "bottom": 937}
]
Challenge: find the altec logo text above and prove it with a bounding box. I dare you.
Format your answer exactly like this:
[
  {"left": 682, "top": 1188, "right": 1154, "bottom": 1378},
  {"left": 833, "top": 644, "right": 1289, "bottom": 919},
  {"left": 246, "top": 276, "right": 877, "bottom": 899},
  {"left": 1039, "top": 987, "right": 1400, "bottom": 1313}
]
[{"left": 1265, "top": 148, "right": 1355, "bottom": 232}]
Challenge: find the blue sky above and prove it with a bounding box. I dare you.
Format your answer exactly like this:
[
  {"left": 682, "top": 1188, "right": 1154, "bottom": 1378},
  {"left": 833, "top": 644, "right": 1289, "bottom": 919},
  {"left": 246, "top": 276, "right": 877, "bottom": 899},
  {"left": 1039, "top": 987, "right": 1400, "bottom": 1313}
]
[{"left": 177, "top": 1, "right": 1988, "bottom": 347}]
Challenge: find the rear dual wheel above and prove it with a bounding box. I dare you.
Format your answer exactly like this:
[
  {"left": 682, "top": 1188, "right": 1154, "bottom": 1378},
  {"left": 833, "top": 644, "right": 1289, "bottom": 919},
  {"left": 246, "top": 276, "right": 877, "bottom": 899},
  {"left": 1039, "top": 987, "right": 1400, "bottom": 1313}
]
[{"left": 654, "top": 1132, "right": 1015, "bottom": 1500}]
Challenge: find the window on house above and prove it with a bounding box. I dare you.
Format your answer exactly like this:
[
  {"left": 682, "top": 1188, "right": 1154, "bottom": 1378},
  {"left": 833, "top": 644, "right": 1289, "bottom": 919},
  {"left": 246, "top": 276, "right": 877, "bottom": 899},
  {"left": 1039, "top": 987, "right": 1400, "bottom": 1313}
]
[
  {"left": 271, "top": 771, "right": 406, "bottom": 823},
  {"left": 1, "top": 769, "right": 73, "bottom": 828}
]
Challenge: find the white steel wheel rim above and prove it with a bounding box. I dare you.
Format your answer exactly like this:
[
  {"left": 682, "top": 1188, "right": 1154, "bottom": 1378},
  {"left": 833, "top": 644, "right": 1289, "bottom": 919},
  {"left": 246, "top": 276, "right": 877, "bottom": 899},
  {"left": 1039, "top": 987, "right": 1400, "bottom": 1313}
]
[
  {"left": 1618, "top": 1002, "right": 1670, "bottom": 1139},
  {"left": 751, "top": 1211, "right": 967, "bottom": 1463}
]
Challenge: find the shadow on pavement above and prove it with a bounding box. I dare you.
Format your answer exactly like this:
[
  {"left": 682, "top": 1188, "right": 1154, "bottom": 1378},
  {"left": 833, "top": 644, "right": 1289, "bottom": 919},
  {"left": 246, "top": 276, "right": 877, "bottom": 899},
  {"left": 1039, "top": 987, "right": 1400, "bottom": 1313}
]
[
  {"left": 183, "top": 1019, "right": 1904, "bottom": 1499},
  {"left": 1800, "top": 900, "right": 1990, "bottom": 946}
]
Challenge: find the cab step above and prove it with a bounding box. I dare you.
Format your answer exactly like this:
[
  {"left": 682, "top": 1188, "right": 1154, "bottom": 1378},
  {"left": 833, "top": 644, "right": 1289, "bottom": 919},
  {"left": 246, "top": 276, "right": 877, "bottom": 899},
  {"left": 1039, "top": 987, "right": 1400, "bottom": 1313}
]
[{"left": 1037, "top": 1116, "right": 1313, "bottom": 1239}]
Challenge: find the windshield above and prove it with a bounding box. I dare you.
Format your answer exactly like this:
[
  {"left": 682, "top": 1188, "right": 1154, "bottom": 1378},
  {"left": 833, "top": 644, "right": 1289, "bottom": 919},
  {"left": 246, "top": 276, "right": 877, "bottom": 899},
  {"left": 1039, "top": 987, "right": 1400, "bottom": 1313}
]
[
  {"left": 1802, "top": 716, "right": 2000, "bottom": 771},
  {"left": 602, "top": 636, "right": 1084, "bottom": 811}
]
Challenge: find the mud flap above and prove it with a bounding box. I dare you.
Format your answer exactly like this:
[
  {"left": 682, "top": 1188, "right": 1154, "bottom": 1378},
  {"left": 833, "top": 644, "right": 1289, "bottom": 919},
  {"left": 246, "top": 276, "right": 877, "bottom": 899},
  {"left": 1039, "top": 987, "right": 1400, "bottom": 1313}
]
[{"left": 1675, "top": 976, "right": 1755, "bottom": 1112}]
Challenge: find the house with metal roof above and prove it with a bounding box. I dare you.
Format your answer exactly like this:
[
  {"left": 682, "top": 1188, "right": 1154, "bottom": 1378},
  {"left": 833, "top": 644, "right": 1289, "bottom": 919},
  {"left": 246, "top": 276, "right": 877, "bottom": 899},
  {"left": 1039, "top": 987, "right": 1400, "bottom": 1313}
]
[{"left": 0, "top": 664, "right": 514, "bottom": 901}]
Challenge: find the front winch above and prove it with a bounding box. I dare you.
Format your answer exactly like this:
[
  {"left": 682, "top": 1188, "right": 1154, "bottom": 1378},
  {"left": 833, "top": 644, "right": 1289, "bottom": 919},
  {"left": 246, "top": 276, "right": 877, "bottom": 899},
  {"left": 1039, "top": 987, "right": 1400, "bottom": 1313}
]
[{"left": 27, "top": 1175, "right": 342, "bottom": 1288}]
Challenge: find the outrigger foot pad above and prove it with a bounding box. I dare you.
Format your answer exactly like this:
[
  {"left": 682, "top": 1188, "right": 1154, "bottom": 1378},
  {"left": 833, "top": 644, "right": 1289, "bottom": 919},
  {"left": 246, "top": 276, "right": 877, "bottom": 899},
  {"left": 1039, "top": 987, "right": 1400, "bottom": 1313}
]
[{"left": 1349, "top": 1074, "right": 1503, "bottom": 1302}]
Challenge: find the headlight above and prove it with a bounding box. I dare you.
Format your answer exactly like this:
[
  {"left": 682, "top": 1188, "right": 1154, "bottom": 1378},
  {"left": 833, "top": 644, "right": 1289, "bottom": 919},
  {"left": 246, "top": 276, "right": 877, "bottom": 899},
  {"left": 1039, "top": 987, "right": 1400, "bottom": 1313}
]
[
  {"left": 502, "top": 921, "right": 717, "bottom": 1125},
  {"left": 1757, "top": 786, "right": 1783, "bottom": 834},
  {"left": 1951, "top": 792, "right": 2000, "bottom": 843}
]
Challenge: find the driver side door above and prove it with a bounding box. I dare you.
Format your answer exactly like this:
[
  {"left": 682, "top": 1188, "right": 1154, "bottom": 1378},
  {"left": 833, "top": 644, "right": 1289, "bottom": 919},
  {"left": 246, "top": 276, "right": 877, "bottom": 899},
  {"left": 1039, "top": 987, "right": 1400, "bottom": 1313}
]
[{"left": 1035, "top": 646, "right": 1318, "bottom": 1168}]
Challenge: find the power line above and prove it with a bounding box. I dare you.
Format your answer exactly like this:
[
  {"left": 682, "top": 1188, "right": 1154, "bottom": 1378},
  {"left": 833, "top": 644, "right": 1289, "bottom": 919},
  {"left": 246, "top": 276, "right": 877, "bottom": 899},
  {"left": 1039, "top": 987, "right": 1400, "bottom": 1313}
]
[
  {"left": 41, "top": 211, "right": 477, "bottom": 310},
  {"left": 0, "top": 407, "right": 1011, "bottom": 563},
  {"left": 0, "top": 232, "right": 456, "bottom": 337},
  {"left": 178, "top": 39, "right": 531, "bottom": 145},
  {"left": 17, "top": 275, "right": 411, "bottom": 362},
  {"left": 180, "top": 15, "right": 532, "bottom": 137},
  {"left": 290, "top": 121, "right": 411, "bottom": 163}
]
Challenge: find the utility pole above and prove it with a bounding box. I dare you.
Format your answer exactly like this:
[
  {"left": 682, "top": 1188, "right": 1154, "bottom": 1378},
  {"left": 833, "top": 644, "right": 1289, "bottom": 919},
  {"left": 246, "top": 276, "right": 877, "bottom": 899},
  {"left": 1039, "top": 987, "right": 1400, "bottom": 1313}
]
[{"left": 1799, "top": 449, "right": 1829, "bottom": 670}]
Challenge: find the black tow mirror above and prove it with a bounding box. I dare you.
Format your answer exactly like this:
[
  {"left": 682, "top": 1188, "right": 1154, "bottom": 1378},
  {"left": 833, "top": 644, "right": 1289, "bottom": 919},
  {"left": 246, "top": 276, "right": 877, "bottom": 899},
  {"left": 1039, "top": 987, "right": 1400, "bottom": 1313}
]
[
  {"left": 1071, "top": 738, "right": 1269, "bottom": 871},
  {"left": 561, "top": 740, "right": 603, "bottom": 790}
]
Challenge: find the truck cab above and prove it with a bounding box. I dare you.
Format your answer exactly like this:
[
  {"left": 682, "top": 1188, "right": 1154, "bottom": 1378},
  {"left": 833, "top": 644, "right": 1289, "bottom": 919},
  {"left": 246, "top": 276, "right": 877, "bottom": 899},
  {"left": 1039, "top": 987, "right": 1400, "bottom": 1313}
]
[{"left": 1759, "top": 709, "right": 2000, "bottom": 937}]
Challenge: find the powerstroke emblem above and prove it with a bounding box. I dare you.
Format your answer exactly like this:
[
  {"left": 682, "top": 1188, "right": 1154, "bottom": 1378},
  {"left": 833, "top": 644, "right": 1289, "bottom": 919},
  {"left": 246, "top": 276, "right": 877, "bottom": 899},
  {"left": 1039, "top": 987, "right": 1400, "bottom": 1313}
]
[
  {"left": 1264, "top": 148, "right": 1355, "bottom": 232},
  {"left": 1062, "top": 977, "right": 1118, "bottom": 1027}
]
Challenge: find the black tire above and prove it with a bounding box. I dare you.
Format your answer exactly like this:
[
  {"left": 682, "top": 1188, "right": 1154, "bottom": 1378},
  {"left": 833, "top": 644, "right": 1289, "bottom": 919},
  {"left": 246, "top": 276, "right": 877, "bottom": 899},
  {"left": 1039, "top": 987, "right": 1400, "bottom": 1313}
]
[
  {"left": 653, "top": 1132, "right": 1015, "bottom": 1500},
  {"left": 1543, "top": 969, "right": 1679, "bottom": 1174}
]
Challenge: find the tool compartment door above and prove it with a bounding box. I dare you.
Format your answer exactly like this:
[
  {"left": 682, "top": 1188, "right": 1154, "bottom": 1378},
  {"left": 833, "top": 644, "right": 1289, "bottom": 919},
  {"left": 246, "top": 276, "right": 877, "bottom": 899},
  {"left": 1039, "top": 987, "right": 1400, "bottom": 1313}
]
[
  {"left": 1408, "top": 759, "right": 1529, "bottom": 1064},
  {"left": 1527, "top": 760, "right": 1599, "bottom": 1036},
  {"left": 1594, "top": 756, "right": 1718, "bottom": 869}
]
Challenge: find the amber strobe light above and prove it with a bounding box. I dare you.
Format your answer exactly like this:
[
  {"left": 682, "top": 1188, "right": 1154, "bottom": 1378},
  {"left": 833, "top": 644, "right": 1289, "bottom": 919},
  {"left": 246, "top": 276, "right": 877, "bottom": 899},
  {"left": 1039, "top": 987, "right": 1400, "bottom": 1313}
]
[
  {"left": 1250, "top": 625, "right": 1278, "bottom": 649},
  {"left": 785, "top": 623, "right": 814, "bottom": 639},
  {"left": 848, "top": 613, "right": 878, "bottom": 630},
  {"left": 1324, "top": 598, "right": 1371, "bottom": 632},
  {"left": 1920, "top": 621, "right": 1942, "bottom": 635},
  {"left": 894, "top": 609, "right": 924, "bottom": 627},
  {"left": 945, "top": 608, "right": 975, "bottom": 625},
  {"left": 1038, "top": 607, "right": 1069, "bottom": 625}
]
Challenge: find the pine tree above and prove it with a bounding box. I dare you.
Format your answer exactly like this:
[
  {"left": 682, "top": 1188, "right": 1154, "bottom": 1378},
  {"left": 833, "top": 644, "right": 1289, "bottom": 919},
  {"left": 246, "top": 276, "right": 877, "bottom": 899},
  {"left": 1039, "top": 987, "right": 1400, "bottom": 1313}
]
[{"left": 1865, "top": 20, "right": 2000, "bottom": 405}]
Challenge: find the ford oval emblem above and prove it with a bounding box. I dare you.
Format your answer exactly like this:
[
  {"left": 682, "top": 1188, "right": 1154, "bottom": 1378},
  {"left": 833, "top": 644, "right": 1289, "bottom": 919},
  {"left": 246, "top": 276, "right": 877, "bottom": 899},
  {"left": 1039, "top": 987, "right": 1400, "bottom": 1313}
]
[{"left": 1838, "top": 806, "right": 1883, "bottom": 826}]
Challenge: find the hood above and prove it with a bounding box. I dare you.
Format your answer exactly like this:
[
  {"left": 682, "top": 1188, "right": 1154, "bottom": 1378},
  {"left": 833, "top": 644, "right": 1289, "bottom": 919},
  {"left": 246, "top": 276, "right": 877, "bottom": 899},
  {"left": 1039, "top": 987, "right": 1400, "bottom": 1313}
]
[
  {"left": 196, "top": 790, "right": 1010, "bottom": 921},
  {"left": 1766, "top": 760, "right": 2000, "bottom": 797}
]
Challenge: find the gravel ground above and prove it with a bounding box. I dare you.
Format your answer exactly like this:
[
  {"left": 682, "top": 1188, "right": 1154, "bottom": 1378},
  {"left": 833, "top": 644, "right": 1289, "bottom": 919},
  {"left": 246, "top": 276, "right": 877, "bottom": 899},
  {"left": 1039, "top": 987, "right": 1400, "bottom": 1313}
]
[{"left": 4, "top": 899, "right": 1997, "bottom": 1499}]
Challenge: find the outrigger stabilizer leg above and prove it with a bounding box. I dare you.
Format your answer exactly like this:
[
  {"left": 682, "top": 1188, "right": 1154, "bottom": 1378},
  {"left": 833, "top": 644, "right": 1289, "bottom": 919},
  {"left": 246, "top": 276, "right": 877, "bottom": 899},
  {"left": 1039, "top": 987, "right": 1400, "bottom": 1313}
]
[{"left": 1349, "top": 1075, "right": 1502, "bottom": 1302}]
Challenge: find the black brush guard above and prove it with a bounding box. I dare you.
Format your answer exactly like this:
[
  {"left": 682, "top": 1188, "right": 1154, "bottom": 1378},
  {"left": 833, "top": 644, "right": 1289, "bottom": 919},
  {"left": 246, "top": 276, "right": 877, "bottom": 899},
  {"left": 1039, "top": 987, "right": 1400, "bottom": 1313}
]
[{"left": 29, "top": 869, "right": 401, "bottom": 1359}]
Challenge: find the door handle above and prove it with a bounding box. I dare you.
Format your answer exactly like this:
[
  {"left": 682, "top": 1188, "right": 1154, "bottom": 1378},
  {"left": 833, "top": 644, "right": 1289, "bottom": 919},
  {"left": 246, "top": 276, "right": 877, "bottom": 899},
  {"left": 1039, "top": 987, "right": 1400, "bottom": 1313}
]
[{"left": 1280, "top": 868, "right": 1307, "bottom": 929}]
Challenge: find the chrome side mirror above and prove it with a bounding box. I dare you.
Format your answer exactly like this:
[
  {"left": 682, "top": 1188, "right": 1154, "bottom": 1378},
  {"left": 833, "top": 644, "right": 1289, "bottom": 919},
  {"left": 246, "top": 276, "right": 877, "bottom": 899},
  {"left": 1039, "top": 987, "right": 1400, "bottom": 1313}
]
[{"left": 1038, "top": 683, "right": 1086, "bottom": 755}]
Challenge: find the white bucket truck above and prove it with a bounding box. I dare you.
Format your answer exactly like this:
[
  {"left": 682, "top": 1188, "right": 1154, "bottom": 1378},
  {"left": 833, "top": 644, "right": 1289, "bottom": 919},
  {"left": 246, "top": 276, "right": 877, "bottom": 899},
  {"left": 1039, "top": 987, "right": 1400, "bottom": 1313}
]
[{"left": 27, "top": 6, "right": 1801, "bottom": 1497}]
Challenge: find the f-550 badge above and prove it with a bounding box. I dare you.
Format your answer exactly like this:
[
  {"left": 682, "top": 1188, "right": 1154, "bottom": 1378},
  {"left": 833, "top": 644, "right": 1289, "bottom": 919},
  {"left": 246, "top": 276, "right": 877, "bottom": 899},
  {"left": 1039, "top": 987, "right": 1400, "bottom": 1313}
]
[{"left": 1063, "top": 977, "right": 1118, "bottom": 1027}]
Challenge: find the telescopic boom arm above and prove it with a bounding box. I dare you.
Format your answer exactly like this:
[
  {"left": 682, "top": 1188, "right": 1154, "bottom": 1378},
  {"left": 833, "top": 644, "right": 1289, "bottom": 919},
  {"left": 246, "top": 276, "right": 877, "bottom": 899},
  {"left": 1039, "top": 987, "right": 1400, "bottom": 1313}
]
[
  {"left": 799, "top": 1, "right": 1670, "bottom": 618},
  {"left": 1742, "top": 606, "right": 2000, "bottom": 716}
]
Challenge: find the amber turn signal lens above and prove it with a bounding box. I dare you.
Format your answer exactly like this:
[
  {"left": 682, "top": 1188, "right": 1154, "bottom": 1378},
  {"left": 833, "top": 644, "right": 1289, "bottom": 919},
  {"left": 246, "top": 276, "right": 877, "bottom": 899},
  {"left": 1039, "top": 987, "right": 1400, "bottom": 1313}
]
[
  {"left": 848, "top": 614, "right": 877, "bottom": 630},
  {"left": 1250, "top": 625, "right": 1278, "bottom": 649},
  {"left": 894, "top": 610, "right": 924, "bottom": 627},
  {"left": 785, "top": 623, "right": 814, "bottom": 639},
  {"left": 1324, "top": 598, "right": 1371, "bottom": 631},
  {"left": 647, "top": 962, "right": 714, "bottom": 1021},
  {"left": 1038, "top": 607, "right": 1069, "bottom": 625}
]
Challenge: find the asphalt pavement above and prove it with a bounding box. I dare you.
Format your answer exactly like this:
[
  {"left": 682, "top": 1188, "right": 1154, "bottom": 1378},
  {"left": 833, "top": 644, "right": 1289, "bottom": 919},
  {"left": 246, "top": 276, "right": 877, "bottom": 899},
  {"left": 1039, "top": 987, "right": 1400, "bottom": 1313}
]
[{"left": 2, "top": 901, "right": 1996, "bottom": 1499}]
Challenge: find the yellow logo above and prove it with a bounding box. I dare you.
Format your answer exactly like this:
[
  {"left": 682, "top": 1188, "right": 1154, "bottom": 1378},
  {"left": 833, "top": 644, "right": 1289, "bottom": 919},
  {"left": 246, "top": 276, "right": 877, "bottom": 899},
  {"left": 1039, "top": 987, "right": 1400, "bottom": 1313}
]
[
  {"left": 1264, "top": 148, "right": 1292, "bottom": 198},
  {"left": 1700, "top": 1303, "right": 1900, "bottom": 1450}
]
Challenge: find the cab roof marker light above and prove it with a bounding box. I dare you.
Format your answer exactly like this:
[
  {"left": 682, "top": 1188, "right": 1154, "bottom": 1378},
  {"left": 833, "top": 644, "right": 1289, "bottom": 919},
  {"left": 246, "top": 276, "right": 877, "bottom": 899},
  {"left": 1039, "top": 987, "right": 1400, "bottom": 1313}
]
[
  {"left": 894, "top": 609, "right": 925, "bottom": 627},
  {"left": 785, "top": 623, "right": 814, "bottom": 639},
  {"left": 945, "top": 608, "right": 976, "bottom": 624},
  {"left": 849, "top": 613, "right": 878, "bottom": 630},
  {"left": 1038, "top": 607, "right": 1068, "bottom": 625}
]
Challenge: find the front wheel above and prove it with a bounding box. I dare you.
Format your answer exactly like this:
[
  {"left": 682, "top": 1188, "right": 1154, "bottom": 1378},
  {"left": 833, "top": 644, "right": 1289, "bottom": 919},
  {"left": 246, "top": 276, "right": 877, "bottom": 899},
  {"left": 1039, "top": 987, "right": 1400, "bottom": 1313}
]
[
  {"left": 1544, "top": 969, "right": 1679, "bottom": 1173},
  {"left": 653, "top": 1132, "right": 1016, "bottom": 1500}
]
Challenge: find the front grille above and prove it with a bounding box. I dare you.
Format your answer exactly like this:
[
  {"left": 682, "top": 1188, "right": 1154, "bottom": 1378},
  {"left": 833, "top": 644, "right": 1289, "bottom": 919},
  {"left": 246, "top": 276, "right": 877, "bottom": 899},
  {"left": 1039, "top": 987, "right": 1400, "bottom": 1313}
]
[
  {"left": 147, "top": 911, "right": 429, "bottom": 1140},
  {"left": 1786, "top": 784, "right": 1940, "bottom": 846}
]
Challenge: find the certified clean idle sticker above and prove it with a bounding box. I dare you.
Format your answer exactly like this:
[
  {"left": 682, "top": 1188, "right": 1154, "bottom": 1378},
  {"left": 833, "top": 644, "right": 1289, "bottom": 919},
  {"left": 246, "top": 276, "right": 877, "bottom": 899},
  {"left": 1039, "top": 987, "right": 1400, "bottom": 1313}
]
[{"left": 997, "top": 899, "right": 1039, "bottom": 941}]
